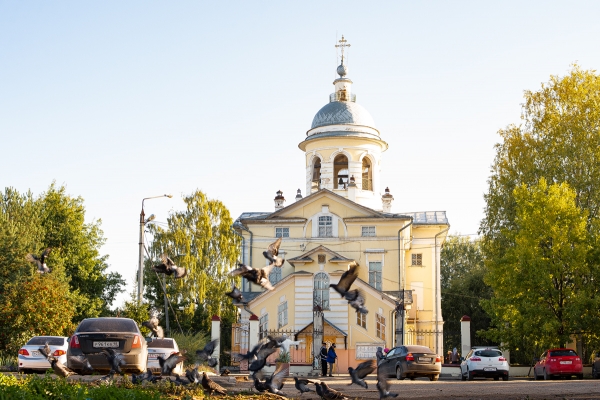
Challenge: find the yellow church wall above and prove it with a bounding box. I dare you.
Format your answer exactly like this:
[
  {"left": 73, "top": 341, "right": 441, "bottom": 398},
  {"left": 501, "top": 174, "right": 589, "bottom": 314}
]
[{"left": 302, "top": 137, "right": 385, "bottom": 163}]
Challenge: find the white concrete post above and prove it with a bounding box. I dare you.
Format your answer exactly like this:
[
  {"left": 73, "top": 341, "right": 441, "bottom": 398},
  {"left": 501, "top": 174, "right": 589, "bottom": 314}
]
[
  {"left": 248, "top": 314, "right": 260, "bottom": 351},
  {"left": 460, "top": 315, "right": 471, "bottom": 359},
  {"left": 211, "top": 315, "right": 221, "bottom": 372}
]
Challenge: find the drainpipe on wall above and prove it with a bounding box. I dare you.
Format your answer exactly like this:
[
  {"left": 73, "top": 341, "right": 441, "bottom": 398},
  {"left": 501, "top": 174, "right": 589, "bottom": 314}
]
[
  {"left": 434, "top": 225, "right": 450, "bottom": 356},
  {"left": 396, "top": 217, "right": 413, "bottom": 347}
]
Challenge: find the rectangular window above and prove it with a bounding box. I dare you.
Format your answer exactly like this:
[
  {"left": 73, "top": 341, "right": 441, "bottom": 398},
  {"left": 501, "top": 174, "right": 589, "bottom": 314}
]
[
  {"left": 357, "top": 312, "right": 366, "bottom": 329},
  {"left": 278, "top": 302, "right": 288, "bottom": 329},
  {"left": 376, "top": 313, "right": 386, "bottom": 341},
  {"left": 361, "top": 226, "right": 376, "bottom": 237},
  {"left": 412, "top": 253, "right": 422, "bottom": 266},
  {"left": 368, "top": 262, "right": 382, "bottom": 291},
  {"left": 275, "top": 227, "right": 289, "bottom": 238},
  {"left": 318, "top": 216, "right": 333, "bottom": 237},
  {"left": 259, "top": 314, "right": 268, "bottom": 340}
]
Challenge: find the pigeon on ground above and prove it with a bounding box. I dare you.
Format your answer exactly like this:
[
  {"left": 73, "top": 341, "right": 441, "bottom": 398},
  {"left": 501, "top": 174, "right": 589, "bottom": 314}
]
[
  {"left": 229, "top": 262, "right": 276, "bottom": 291},
  {"left": 315, "top": 381, "right": 325, "bottom": 398},
  {"left": 201, "top": 371, "right": 227, "bottom": 395},
  {"left": 248, "top": 347, "right": 277, "bottom": 372},
  {"left": 196, "top": 339, "right": 219, "bottom": 362},
  {"left": 174, "top": 375, "right": 189, "bottom": 386},
  {"left": 69, "top": 355, "right": 94, "bottom": 375},
  {"left": 221, "top": 368, "right": 230, "bottom": 376},
  {"left": 345, "top": 288, "right": 368, "bottom": 314},
  {"left": 142, "top": 313, "right": 165, "bottom": 339},
  {"left": 225, "top": 284, "right": 244, "bottom": 303},
  {"left": 294, "top": 376, "right": 314, "bottom": 394},
  {"left": 265, "top": 362, "right": 288, "bottom": 395},
  {"left": 26, "top": 248, "right": 52, "bottom": 274},
  {"left": 253, "top": 373, "right": 270, "bottom": 393},
  {"left": 263, "top": 238, "right": 285, "bottom": 267},
  {"left": 101, "top": 348, "right": 126, "bottom": 375},
  {"left": 320, "top": 382, "right": 349, "bottom": 400},
  {"left": 348, "top": 360, "right": 375, "bottom": 388},
  {"left": 376, "top": 366, "right": 398, "bottom": 399},
  {"left": 330, "top": 261, "right": 359, "bottom": 297},
  {"left": 47, "top": 356, "right": 76, "bottom": 378},
  {"left": 158, "top": 352, "right": 186, "bottom": 376},
  {"left": 186, "top": 367, "right": 201, "bottom": 384},
  {"left": 96, "top": 373, "right": 115, "bottom": 385},
  {"left": 132, "top": 369, "right": 161, "bottom": 384},
  {"left": 153, "top": 254, "right": 187, "bottom": 279}
]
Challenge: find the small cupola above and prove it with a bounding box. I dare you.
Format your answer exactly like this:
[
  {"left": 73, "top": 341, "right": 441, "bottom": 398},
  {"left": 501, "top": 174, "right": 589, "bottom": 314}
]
[
  {"left": 382, "top": 187, "right": 394, "bottom": 213},
  {"left": 295, "top": 189, "right": 303, "bottom": 202},
  {"left": 274, "top": 190, "right": 286, "bottom": 210}
]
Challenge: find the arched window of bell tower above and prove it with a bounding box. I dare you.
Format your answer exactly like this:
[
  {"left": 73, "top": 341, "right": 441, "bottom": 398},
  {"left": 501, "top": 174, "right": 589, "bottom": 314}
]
[
  {"left": 362, "top": 157, "right": 373, "bottom": 191},
  {"left": 311, "top": 156, "right": 322, "bottom": 192},
  {"left": 333, "top": 154, "right": 349, "bottom": 189}
]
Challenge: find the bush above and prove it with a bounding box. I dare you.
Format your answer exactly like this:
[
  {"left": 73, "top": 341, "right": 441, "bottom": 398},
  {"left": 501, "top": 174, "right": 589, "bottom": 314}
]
[{"left": 171, "top": 331, "right": 209, "bottom": 366}]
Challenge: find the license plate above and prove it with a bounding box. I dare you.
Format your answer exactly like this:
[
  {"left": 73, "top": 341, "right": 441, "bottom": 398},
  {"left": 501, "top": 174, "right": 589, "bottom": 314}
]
[
  {"left": 419, "top": 357, "right": 432, "bottom": 362},
  {"left": 560, "top": 361, "right": 572, "bottom": 364},
  {"left": 31, "top": 351, "right": 41, "bottom": 356},
  {"left": 93, "top": 341, "right": 119, "bottom": 348},
  {"left": 483, "top": 367, "right": 497, "bottom": 371},
  {"left": 148, "top": 354, "right": 158, "bottom": 359}
]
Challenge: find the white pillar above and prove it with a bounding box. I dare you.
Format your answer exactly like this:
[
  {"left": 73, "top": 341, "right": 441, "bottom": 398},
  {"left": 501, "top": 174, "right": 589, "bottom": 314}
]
[
  {"left": 211, "top": 315, "right": 221, "bottom": 372},
  {"left": 460, "top": 315, "right": 471, "bottom": 358},
  {"left": 249, "top": 314, "right": 260, "bottom": 351}
]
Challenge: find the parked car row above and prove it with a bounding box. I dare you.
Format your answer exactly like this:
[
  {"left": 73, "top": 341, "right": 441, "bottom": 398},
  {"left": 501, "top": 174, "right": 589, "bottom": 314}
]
[{"left": 18, "top": 317, "right": 182, "bottom": 375}]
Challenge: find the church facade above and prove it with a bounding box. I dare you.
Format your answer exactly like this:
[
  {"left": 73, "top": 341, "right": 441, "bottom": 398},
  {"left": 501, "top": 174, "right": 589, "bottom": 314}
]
[{"left": 233, "top": 38, "right": 449, "bottom": 370}]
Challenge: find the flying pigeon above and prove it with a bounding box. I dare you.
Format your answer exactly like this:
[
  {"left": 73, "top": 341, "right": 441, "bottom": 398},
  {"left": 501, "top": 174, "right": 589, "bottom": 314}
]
[
  {"left": 234, "top": 341, "right": 265, "bottom": 361},
  {"left": 248, "top": 347, "right": 277, "bottom": 372},
  {"left": 265, "top": 362, "right": 288, "bottom": 395},
  {"left": 158, "top": 352, "right": 186, "bottom": 376},
  {"left": 38, "top": 342, "right": 52, "bottom": 359},
  {"left": 26, "top": 248, "right": 52, "bottom": 274},
  {"left": 330, "top": 261, "right": 359, "bottom": 297},
  {"left": 376, "top": 366, "right": 398, "bottom": 399},
  {"left": 69, "top": 355, "right": 94, "bottom": 375},
  {"left": 201, "top": 371, "right": 227, "bottom": 395},
  {"left": 153, "top": 254, "right": 187, "bottom": 279},
  {"left": 47, "top": 356, "right": 76, "bottom": 378},
  {"left": 320, "top": 382, "right": 349, "bottom": 400},
  {"left": 225, "top": 284, "right": 244, "bottom": 303},
  {"left": 345, "top": 288, "right": 368, "bottom": 314},
  {"left": 229, "top": 262, "right": 276, "bottom": 291},
  {"left": 294, "top": 376, "right": 314, "bottom": 394},
  {"left": 142, "top": 313, "right": 165, "bottom": 338},
  {"left": 196, "top": 339, "right": 219, "bottom": 362},
  {"left": 263, "top": 237, "right": 285, "bottom": 267},
  {"left": 348, "top": 360, "right": 375, "bottom": 389},
  {"left": 101, "top": 348, "right": 126, "bottom": 375}
]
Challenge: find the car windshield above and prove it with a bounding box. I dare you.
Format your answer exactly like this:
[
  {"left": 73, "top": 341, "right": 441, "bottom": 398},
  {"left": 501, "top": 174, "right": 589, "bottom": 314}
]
[
  {"left": 475, "top": 350, "right": 502, "bottom": 357},
  {"left": 27, "top": 337, "right": 65, "bottom": 346},
  {"left": 406, "top": 346, "right": 434, "bottom": 354},
  {"left": 77, "top": 318, "right": 139, "bottom": 333},
  {"left": 148, "top": 339, "right": 175, "bottom": 349},
  {"left": 550, "top": 350, "right": 577, "bottom": 357}
]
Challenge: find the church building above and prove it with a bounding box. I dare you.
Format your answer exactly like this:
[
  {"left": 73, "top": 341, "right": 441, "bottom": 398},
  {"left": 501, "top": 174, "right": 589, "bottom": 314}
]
[{"left": 232, "top": 37, "right": 449, "bottom": 371}]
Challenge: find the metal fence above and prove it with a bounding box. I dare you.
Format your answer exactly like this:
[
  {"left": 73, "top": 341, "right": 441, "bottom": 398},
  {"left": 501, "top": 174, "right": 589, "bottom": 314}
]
[
  {"left": 404, "top": 328, "right": 439, "bottom": 351},
  {"left": 265, "top": 328, "right": 310, "bottom": 364}
]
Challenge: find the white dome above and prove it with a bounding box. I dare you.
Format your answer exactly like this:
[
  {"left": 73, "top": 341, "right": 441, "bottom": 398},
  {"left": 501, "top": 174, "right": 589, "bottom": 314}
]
[{"left": 311, "top": 101, "right": 377, "bottom": 131}]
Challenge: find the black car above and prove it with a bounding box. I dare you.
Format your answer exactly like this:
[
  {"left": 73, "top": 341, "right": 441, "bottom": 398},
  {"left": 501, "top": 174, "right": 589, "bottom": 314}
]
[
  {"left": 66, "top": 317, "right": 148, "bottom": 374},
  {"left": 378, "top": 345, "right": 441, "bottom": 381},
  {"left": 592, "top": 350, "right": 600, "bottom": 379}
]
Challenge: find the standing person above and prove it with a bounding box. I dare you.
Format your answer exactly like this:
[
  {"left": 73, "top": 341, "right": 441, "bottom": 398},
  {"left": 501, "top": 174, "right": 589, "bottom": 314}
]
[
  {"left": 320, "top": 342, "right": 328, "bottom": 376},
  {"left": 327, "top": 343, "right": 338, "bottom": 377},
  {"left": 451, "top": 347, "right": 460, "bottom": 364}
]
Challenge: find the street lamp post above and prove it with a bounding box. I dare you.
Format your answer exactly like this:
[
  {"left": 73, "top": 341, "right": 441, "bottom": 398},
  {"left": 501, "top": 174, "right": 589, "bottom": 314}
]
[{"left": 138, "top": 194, "right": 172, "bottom": 304}]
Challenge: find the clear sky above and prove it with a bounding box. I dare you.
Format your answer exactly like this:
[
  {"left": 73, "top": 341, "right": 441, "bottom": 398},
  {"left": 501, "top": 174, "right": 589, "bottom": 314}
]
[{"left": 2, "top": 1, "right": 599, "bottom": 308}]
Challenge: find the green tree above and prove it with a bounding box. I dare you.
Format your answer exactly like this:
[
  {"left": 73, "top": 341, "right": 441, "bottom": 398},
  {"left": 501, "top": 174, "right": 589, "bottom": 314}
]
[
  {"left": 144, "top": 190, "right": 240, "bottom": 340},
  {"left": 0, "top": 274, "right": 77, "bottom": 354},
  {"left": 441, "top": 235, "right": 493, "bottom": 351},
  {"left": 480, "top": 65, "right": 600, "bottom": 358}
]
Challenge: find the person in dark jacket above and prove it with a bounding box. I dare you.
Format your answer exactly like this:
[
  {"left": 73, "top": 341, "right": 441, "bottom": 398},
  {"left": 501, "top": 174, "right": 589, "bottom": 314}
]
[
  {"left": 320, "top": 342, "right": 328, "bottom": 376},
  {"left": 326, "top": 344, "right": 337, "bottom": 377}
]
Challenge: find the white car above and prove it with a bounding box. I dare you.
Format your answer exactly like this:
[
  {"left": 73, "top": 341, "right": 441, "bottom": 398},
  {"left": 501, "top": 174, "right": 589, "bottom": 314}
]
[
  {"left": 146, "top": 338, "right": 184, "bottom": 375},
  {"left": 18, "top": 336, "right": 69, "bottom": 373},
  {"left": 460, "top": 347, "right": 509, "bottom": 381}
]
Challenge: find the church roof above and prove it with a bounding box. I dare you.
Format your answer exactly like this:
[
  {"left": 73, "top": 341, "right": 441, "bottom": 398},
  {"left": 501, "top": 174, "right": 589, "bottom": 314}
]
[{"left": 311, "top": 101, "right": 377, "bottom": 131}]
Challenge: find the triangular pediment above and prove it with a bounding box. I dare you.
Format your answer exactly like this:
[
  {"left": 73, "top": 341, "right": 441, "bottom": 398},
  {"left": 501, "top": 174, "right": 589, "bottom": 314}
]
[
  {"left": 287, "top": 245, "right": 353, "bottom": 266},
  {"left": 266, "top": 189, "right": 384, "bottom": 220}
]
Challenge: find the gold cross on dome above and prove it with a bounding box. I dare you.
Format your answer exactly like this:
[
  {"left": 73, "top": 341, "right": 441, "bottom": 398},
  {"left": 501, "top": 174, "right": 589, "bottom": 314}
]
[{"left": 335, "top": 35, "right": 351, "bottom": 64}]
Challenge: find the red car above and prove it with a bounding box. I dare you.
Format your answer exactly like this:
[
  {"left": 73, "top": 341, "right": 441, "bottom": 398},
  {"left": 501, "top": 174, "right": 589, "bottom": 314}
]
[{"left": 533, "top": 348, "right": 583, "bottom": 380}]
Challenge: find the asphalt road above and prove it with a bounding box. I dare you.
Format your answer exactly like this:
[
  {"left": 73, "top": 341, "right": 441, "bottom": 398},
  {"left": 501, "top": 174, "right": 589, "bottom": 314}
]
[{"left": 4, "top": 372, "right": 600, "bottom": 399}]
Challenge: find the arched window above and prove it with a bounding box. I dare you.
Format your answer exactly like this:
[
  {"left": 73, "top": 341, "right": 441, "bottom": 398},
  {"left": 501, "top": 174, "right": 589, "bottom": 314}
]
[
  {"left": 362, "top": 158, "right": 373, "bottom": 191},
  {"left": 311, "top": 157, "right": 321, "bottom": 192},
  {"left": 334, "top": 154, "right": 349, "bottom": 189},
  {"left": 314, "top": 272, "right": 330, "bottom": 310}
]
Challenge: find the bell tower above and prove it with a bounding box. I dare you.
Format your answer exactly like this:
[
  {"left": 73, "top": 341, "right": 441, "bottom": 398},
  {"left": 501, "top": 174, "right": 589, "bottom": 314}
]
[{"left": 298, "top": 36, "right": 389, "bottom": 211}]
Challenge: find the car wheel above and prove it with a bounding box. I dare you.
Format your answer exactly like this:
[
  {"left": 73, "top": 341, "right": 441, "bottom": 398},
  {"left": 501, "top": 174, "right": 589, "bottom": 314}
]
[
  {"left": 493, "top": 376, "right": 499, "bottom": 381},
  {"left": 502, "top": 374, "right": 509, "bottom": 381},
  {"left": 565, "top": 375, "right": 572, "bottom": 380},
  {"left": 468, "top": 369, "right": 475, "bottom": 381},
  {"left": 18, "top": 369, "right": 31, "bottom": 374},
  {"left": 461, "top": 371, "right": 467, "bottom": 381},
  {"left": 396, "top": 366, "right": 405, "bottom": 380},
  {"left": 577, "top": 374, "right": 583, "bottom": 380},
  {"left": 544, "top": 368, "right": 550, "bottom": 380},
  {"left": 429, "top": 374, "right": 439, "bottom": 381}
]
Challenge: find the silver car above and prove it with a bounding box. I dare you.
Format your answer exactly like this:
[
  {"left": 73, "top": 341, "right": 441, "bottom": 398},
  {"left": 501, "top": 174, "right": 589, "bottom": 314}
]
[
  {"left": 147, "top": 338, "right": 184, "bottom": 375},
  {"left": 18, "top": 336, "right": 69, "bottom": 373}
]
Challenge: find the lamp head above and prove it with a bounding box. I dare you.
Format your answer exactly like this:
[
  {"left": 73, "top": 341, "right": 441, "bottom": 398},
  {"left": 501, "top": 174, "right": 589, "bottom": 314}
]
[
  {"left": 165, "top": 194, "right": 173, "bottom": 198},
  {"left": 146, "top": 214, "right": 156, "bottom": 223}
]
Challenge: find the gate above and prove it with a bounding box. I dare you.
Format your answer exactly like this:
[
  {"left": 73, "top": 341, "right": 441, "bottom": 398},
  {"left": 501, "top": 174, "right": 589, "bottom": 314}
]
[
  {"left": 231, "top": 322, "right": 249, "bottom": 371},
  {"left": 404, "top": 329, "right": 440, "bottom": 352},
  {"left": 265, "top": 328, "right": 309, "bottom": 364}
]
